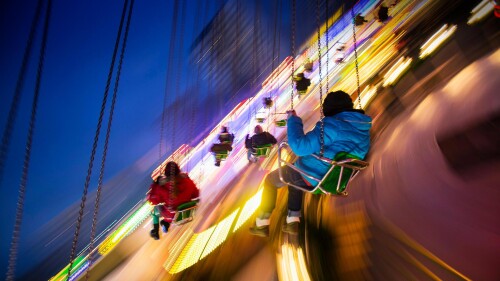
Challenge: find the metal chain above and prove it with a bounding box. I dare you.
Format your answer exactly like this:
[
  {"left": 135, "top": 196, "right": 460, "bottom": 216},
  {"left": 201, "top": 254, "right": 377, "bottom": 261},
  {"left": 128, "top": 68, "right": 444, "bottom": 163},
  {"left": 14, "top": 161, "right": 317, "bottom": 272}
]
[
  {"left": 168, "top": 161, "right": 176, "bottom": 212},
  {"left": 316, "top": 0, "right": 324, "bottom": 157},
  {"left": 160, "top": 0, "right": 180, "bottom": 172},
  {"left": 290, "top": 0, "right": 296, "bottom": 110},
  {"left": 351, "top": 7, "right": 362, "bottom": 109},
  {"left": 85, "top": 0, "right": 134, "bottom": 279},
  {"left": 269, "top": 0, "right": 278, "bottom": 101},
  {"left": 0, "top": 0, "right": 44, "bottom": 188},
  {"left": 273, "top": 0, "right": 282, "bottom": 117},
  {"left": 173, "top": 0, "right": 186, "bottom": 151},
  {"left": 187, "top": 0, "right": 205, "bottom": 173},
  {"left": 170, "top": 0, "right": 186, "bottom": 209},
  {"left": 6, "top": 0, "right": 51, "bottom": 280},
  {"left": 67, "top": 0, "right": 129, "bottom": 278},
  {"left": 325, "top": 0, "right": 329, "bottom": 92}
]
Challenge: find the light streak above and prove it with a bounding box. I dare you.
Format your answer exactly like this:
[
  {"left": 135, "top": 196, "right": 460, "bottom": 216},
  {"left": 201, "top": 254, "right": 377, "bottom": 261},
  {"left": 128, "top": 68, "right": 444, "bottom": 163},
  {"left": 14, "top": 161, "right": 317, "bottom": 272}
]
[
  {"left": 277, "top": 243, "right": 311, "bottom": 281},
  {"left": 353, "top": 84, "right": 379, "bottom": 109},
  {"left": 468, "top": 0, "right": 495, "bottom": 25},
  {"left": 233, "top": 188, "right": 263, "bottom": 232},
  {"left": 419, "top": 24, "right": 457, "bottom": 59},
  {"left": 98, "top": 202, "right": 153, "bottom": 255},
  {"left": 383, "top": 56, "right": 413, "bottom": 87}
]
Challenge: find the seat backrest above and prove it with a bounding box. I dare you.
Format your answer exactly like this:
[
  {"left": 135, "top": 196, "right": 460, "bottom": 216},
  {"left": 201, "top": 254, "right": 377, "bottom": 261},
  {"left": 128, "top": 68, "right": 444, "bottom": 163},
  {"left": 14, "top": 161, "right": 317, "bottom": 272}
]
[
  {"left": 316, "top": 152, "right": 366, "bottom": 195},
  {"left": 252, "top": 144, "right": 273, "bottom": 157},
  {"left": 275, "top": 119, "right": 287, "bottom": 127},
  {"left": 215, "top": 152, "right": 228, "bottom": 159},
  {"left": 172, "top": 200, "right": 199, "bottom": 225},
  {"left": 176, "top": 200, "right": 198, "bottom": 211}
]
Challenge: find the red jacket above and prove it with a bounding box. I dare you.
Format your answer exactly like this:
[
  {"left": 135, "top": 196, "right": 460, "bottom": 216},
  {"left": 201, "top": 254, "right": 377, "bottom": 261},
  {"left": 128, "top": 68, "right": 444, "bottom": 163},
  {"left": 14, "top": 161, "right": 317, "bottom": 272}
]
[{"left": 147, "top": 173, "right": 199, "bottom": 210}]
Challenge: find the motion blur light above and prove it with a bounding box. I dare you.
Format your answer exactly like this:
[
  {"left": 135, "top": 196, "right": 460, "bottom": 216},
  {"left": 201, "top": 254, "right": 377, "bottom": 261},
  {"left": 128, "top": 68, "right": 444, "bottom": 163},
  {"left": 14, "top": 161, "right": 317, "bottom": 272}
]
[
  {"left": 467, "top": 0, "right": 496, "bottom": 24},
  {"left": 419, "top": 24, "right": 457, "bottom": 59}
]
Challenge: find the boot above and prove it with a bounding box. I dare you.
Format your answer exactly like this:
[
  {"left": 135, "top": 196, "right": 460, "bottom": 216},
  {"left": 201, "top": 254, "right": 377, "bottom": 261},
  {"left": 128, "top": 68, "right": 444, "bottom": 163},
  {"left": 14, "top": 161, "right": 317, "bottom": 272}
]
[
  {"left": 282, "top": 216, "right": 300, "bottom": 235},
  {"left": 160, "top": 220, "right": 170, "bottom": 233},
  {"left": 249, "top": 217, "right": 270, "bottom": 237},
  {"left": 150, "top": 223, "right": 160, "bottom": 240},
  {"left": 249, "top": 224, "right": 269, "bottom": 237}
]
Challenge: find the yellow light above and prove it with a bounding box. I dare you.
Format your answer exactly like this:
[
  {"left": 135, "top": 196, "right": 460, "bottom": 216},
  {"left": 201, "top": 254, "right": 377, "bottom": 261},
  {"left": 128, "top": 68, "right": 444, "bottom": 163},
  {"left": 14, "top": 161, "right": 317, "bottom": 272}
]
[
  {"left": 234, "top": 188, "right": 263, "bottom": 232},
  {"left": 278, "top": 243, "right": 311, "bottom": 281},
  {"left": 419, "top": 24, "right": 457, "bottom": 59},
  {"left": 163, "top": 228, "right": 195, "bottom": 271},
  {"left": 353, "top": 84, "right": 379, "bottom": 109},
  {"left": 169, "top": 228, "right": 215, "bottom": 274},
  {"left": 383, "top": 56, "right": 413, "bottom": 87},
  {"left": 200, "top": 209, "right": 239, "bottom": 259}
]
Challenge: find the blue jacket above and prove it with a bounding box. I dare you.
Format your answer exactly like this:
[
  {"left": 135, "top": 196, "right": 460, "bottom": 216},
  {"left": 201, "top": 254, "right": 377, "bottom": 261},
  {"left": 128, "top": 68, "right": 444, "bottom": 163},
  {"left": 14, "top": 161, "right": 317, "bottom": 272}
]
[{"left": 287, "top": 111, "right": 372, "bottom": 186}]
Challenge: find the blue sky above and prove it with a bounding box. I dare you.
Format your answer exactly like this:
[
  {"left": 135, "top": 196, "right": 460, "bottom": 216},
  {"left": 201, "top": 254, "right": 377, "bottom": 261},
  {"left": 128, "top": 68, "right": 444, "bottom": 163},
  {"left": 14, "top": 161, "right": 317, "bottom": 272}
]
[
  {"left": 0, "top": 0, "right": 225, "bottom": 275},
  {"left": 0, "top": 0, "right": 328, "bottom": 276}
]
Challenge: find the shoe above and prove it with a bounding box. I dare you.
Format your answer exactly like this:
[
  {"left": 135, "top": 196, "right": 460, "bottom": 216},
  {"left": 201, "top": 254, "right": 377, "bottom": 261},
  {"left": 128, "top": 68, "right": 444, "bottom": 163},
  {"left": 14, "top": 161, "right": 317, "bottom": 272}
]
[
  {"left": 160, "top": 220, "right": 170, "bottom": 233},
  {"left": 150, "top": 228, "right": 160, "bottom": 240},
  {"left": 282, "top": 222, "right": 299, "bottom": 235},
  {"left": 249, "top": 224, "right": 269, "bottom": 237}
]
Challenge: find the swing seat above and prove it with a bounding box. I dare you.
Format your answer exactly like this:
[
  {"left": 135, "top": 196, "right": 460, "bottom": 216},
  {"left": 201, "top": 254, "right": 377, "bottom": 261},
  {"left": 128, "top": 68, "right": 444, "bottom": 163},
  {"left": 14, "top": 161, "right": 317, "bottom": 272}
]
[
  {"left": 251, "top": 144, "right": 273, "bottom": 158},
  {"left": 315, "top": 152, "right": 365, "bottom": 195},
  {"left": 172, "top": 199, "right": 199, "bottom": 226},
  {"left": 275, "top": 119, "right": 287, "bottom": 127},
  {"left": 256, "top": 117, "right": 266, "bottom": 123},
  {"left": 277, "top": 142, "right": 369, "bottom": 196},
  {"left": 214, "top": 151, "right": 229, "bottom": 160}
]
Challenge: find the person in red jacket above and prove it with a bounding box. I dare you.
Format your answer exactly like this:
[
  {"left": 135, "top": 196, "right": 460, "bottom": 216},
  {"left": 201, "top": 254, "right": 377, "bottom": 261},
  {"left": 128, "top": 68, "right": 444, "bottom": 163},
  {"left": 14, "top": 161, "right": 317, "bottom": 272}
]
[{"left": 147, "top": 161, "right": 200, "bottom": 240}]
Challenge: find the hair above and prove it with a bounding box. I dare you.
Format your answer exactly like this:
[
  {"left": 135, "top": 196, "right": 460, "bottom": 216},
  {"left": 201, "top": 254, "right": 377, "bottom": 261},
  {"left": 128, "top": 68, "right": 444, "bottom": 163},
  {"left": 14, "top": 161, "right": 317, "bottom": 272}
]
[
  {"left": 254, "top": 125, "right": 263, "bottom": 134},
  {"left": 221, "top": 126, "right": 229, "bottom": 133},
  {"left": 323, "top": 90, "right": 354, "bottom": 117},
  {"left": 165, "top": 161, "right": 181, "bottom": 178}
]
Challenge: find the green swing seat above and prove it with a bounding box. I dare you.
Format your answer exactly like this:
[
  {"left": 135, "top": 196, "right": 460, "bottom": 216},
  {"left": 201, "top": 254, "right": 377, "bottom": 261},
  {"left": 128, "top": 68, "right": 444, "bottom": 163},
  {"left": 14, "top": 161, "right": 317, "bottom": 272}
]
[
  {"left": 277, "top": 142, "right": 368, "bottom": 196},
  {"left": 172, "top": 199, "right": 199, "bottom": 226},
  {"left": 252, "top": 144, "right": 273, "bottom": 158},
  {"left": 275, "top": 119, "right": 287, "bottom": 127},
  {"left": 215, "top": 151, "right": 228, "bottom": 160}
]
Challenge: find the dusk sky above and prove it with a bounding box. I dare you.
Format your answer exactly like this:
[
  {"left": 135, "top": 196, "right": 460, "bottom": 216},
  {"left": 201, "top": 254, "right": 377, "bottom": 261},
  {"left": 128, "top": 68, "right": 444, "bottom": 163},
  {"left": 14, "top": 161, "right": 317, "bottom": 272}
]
[
  {"left": 0, "top": 0, "right": 324, "bottom": 276},
  {"left": 0, "top": 0, "right": 226, "bottom": 274}
]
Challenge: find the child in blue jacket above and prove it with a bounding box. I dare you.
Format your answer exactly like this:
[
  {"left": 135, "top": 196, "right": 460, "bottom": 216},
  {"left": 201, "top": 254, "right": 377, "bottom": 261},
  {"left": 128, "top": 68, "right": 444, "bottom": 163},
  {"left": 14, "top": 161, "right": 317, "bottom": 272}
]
[{"left": 250, "top": 91, "right": 372, "bottom": 237}]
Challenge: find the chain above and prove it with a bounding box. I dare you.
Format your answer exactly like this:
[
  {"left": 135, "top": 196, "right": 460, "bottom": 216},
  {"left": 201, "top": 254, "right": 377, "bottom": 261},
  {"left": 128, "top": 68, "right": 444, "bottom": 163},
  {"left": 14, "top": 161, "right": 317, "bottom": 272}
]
[
  {"left": 273, "top": 0, "right": 282, "bottom": 119},
  {"left": 168, "top": 162, "right": 176, "bottom": 212},
  {"left": 316, "top": 0, "right": 324, "bottom": 157},
  {"left": 160, "top": 0, "right": 180, "bottom": 165},
  {"left": 67, "top": 0, "right": 129, "bottom": 278},
  {"left": 351, "top": 7, "right": 362, "bottom": 109},
  {"left": 6, "top": 0, "right": 51, "bottom": 279},
  {"left": 290, "top": 0, "right": 296, "bottom": 110},
  {"left": 173, "top": 0, "right": 186, "bottom": 157},
  {"left": 325, "top": 0, "right": 329, "bottom": 92},
  {"left": 85, "top": 0, "right": 134, "bottom": 279},
  {"left": 0, "top": 0, "right": 44, "bottom": 188}
]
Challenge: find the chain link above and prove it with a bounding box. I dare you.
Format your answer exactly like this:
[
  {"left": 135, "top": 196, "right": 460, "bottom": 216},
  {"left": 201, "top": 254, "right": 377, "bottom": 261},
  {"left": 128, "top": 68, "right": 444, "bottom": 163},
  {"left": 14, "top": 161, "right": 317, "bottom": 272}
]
[
  {"left": 351, "top": 7, "right": 362, "bottom": 109},
  {"left": 67, "top": 0, "right": 129, "bottom": 278},
  {"left": 160, "top": 0, "right": 180, "bottom": 165},
  {"left": 6, "top": 1, "right": 51, "bottom": 280},
  {"left": 290, "top": 0, "right": 296, "bottom": 110},
  {"left": 316, "top": 0, "right": 324, "bottom": 156},
  {"left": 325, "top": 0, "right": 329, "bottom": 92},
  {"left": 85, "top": 0, "right": 134, "bottom": 279},
  {"left": 0, "top": 0, "right": 44, "bottom": 188}
]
